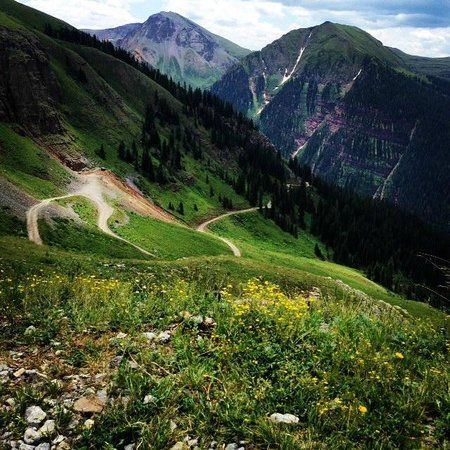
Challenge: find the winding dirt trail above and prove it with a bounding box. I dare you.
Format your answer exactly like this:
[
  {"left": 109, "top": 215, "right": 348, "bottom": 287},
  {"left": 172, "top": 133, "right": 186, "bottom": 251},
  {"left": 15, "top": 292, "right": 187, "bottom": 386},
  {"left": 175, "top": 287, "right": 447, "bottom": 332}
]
[
  {"left": 26, "top": 171, "right": 155, "bottom": 257},
  {"left": 196, "top": 207, "right": 259, "bottom": 257}
]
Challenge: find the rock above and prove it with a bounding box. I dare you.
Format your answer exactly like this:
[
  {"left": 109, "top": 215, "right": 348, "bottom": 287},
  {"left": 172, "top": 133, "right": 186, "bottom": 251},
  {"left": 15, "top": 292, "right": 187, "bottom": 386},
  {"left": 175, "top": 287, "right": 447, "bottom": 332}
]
[
  {"left": 52, "top": 435, "right": 65, "bottom": 445},
  {"left": 24, "top": 326, "right": 37, "bottom": 335},
  {"left": 109, "top": 356, "right": 124, "bottom": 368},
  {"left": 24, "top": 427, "right": 41, "bottom": 445},
  {"left": 225, "top": 444, "right": 239, "bottom": 450},
  {"left": 38, "top": 420, "right": 55, "bottom": 435},
  {"left": 19, "top": 444, "right": 35, "bottom": 450},
  {"left": 143, "top": 395, "right": 157, "bottom": 404},
  {"left": 25, "top": 406, "right": 47, "bottom": 425},
  {"left": 190, "top": 315, "right": 204, "bottom": 325},
  {"left": 203, "top": 317, "right": 216, "bottom": 327},
  {"left": 127, "top": 360, "right": 139, "bottom": 369},
  {"left": 142, "top": 332, "right": 157, "bottom": 342},
  {"left": 6, "top": 397, "right": 15, "bottom": 407},
  {"left": 124, "top": 445, "right": 135, "bottom": 450},
  {"left": 170, "top": 420, "right": 177, "bottom": 432},
  {"left": 115, "top": 332, "right": 128, "bottom": 339},
  {"left": 55, "top": 442, "right": 70, "bottom": 450},
  {"left": 73, "top": 395, "right": 105, "bottom": 414},
  {"left": 269, "top": 413, "right": 299, "bottom": 424},
  {"left": 187, "top": 438, "right": 198, "bottom": 447},
  {"left": 208, "top": 442, "right": 217, "bottom": 449},
  {"left": 170, "top": 443, "right": 187, "bottom": 450},
  {"left": 83, "top": 419, "right": 95, "bottom": 430},
  {"left": 36, "top": 444, "right": 50, "bottom": 450},
  {"left": 157, "top": 331, "right": 171, "bottom": 343},
  {"left": 14, "top": 368, "right": 26, "bottom": 378}
]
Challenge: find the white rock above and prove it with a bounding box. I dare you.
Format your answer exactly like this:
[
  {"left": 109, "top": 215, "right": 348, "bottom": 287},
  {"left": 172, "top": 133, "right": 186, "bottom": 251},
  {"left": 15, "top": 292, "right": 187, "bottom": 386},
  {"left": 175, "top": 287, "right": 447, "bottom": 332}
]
[
  {"left": 142, "top": 332, "right": 157, "bottom": 341},
  {"left": 19, "top": 444, "right": 35, "bottom": 450},
  {"left": 84, "top": 419, "right": 95, "bottom": 430},
  {"left": 24, "top": 326, "right": 37, "bottom": 335},
  {"left": 157, "top": 331, "right": 171, "bottom": 343},
  {"left": 25, "top": 406, "right": 47, "bottom": 425},
  {"left": 6, "top": 397, "right": 15, "bottom": 407},
  {"left": 124, "top": 444, "right": 135, "bottom": 450},
  {"left": 190, "top": 315, "right": 204, "bottom": 325},
  {"left": 52, "top": 435, "right": 65, "bottom": 445},
  {"left": 39, "top": 420, "right": 55, "bottom": 435},
  {"left": 269, "top": 413, "right": 299, "bottom": 424},
  {"left": 115, "top": 332, "right": 128, "bottom": 339},
  {"left": 36, "top": 444, "right": 50, "bottom": 450},
  {"left": 24, "top": 427, "right": 41, "bottom": 444},
  {"left": 143, "top": 395, "right": 157, "bottom": 404},
  {"left": 225, "top": 444, "right": 239, "bottom": 450}
]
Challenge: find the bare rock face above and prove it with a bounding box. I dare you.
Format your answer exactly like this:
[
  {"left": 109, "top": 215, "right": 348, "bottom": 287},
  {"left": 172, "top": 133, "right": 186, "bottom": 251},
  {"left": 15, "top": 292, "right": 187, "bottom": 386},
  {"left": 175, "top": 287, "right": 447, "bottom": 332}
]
[
  {"left": 0, "top": 28, "right": 63, "bottom": 135},
  {"left": 84, "top": 12, "right": 250, "bottom": 89}
]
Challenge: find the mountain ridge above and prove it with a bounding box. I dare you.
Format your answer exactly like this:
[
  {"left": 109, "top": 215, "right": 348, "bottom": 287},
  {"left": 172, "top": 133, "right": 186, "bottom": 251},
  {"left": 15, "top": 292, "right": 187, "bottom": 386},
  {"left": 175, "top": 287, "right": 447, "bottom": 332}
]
[
  {"left": 83, "top": 11, "right": 251, "bottom": 89},
  {"left": 211, "top": 21, "right": 450, "bottom": 232}
]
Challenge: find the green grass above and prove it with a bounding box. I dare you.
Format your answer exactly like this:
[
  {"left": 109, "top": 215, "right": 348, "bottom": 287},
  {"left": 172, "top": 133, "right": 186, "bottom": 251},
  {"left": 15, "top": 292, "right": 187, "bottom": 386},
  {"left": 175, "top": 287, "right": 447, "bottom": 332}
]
[
  {"left": 0, "top": 208, "right": 26, "bottom": 237},
  {"left": 113, "top": 213, "right": 232, "bottom": 259},
  {"left": 0, "top": 123, "right": 70, "bottom": 198},
  {"left": 0, "top": 270, "right": 447, "bottom": 449},
  {"left": 56, "top": 196, "right": 98, "bottom": 227},
  {"left": 208, "top": 212, "right": 445, "bottom": 325},
  {"left": 39, "top": 218, "right": 148, "bottom": 260}
]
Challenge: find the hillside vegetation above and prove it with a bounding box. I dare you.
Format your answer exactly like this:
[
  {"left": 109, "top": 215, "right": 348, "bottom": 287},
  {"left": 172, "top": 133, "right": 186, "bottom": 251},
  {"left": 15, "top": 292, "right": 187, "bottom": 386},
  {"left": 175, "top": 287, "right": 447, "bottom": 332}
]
[{"left": 0, "top": 2, "right": 448, "bottom": 449}]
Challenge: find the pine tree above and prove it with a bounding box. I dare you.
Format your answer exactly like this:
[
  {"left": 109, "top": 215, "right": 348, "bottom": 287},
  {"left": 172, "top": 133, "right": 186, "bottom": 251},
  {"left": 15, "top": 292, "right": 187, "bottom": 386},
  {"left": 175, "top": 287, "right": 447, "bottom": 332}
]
[
  {"left": 314, "top": 244, "right": 324, "bottom": 260},
  {"left": 118, "top": 141, "right": 126, "bottom": 160},
  {"left": 96, "top": 144, "right": 106, "bottom": 160},
  {"left": 178, "top": 201, "right": 184, "bottom": 215}
]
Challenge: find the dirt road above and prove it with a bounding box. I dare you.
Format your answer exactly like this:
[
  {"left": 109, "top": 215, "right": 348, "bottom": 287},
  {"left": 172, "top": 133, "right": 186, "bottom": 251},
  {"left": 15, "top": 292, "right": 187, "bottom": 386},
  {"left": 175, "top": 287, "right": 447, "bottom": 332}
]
[
  {"left": 196, "top": 207, "right": 259, "bottom": 257},
  {"left": 26, "top": 171, "right": 155, "bottom": 257}
]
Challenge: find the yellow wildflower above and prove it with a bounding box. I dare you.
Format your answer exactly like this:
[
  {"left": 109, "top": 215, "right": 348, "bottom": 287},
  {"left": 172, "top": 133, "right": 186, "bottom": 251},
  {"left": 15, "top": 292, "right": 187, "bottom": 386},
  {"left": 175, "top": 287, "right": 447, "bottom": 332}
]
[{"left": 358, "top": 405, "right": 368, "bottom": 414}]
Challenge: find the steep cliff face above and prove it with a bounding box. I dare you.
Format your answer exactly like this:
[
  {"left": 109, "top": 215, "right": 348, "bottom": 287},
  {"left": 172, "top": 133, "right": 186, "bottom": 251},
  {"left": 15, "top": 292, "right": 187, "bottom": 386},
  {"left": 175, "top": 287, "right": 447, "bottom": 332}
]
[
  {"left": 85, "top": 12, "right": 250, "bottom": 89},
  {"left": 0, "top": 26, "right": 62, "bottom": 135},
  {"left": 212, "top": 22, "right": 450, "bottom": 230}
]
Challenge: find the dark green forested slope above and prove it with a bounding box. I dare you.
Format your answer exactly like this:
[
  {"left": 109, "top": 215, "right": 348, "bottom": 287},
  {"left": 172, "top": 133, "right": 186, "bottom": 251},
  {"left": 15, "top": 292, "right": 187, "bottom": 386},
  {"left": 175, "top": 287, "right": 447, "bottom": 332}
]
[{"left": 212, "top": 22, "right": 450, "bottom": 232}]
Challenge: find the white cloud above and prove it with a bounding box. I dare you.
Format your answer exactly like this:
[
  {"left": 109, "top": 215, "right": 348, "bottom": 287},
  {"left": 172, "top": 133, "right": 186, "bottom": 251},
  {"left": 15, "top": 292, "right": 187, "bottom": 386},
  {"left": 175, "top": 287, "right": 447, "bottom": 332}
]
[
  {"left": 368, "top": 27, "right": 450, "bottom": 57},
  {"left": 17, "top": 0, "right": 450, "bottom": 56},
  {"left": 161, "top": 0, "right": 311, "bottom": 50},
  {"left": 19, "top": 0, "right": 142, "bottom": 29}
]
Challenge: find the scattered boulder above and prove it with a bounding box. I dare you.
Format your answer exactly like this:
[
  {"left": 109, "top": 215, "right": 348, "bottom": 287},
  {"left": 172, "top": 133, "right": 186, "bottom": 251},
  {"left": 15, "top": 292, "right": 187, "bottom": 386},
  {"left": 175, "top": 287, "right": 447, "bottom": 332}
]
[
  {"left": 14, "top": 368, "right": 26, "bottom": 378},
  {"left": 83, "top": 419, "right": 95, "bottom": 430},
  {"left": 143, "top": 394, "right": 157, "bottom": 404},
  {"left": 170, "top": 443, "right": 188, "bottom": 450},
  {"left": 269, "top": 413, "right": 299, "bottom": 424},
  {"left": 157, "top": 331, "right": 171, "bottom": 343},
  {"left": 19, "top": 443, "right": 35, "bottom": 450},
  {"left": 24, "top": 325, "right": 37, "bottom": 336},
  {"left": 73, "top": 395, "right": 106, "bottom": 414},
  {"left": 25, "top": 406, "right": 47, "bottom": 425},
  {"left": 24, "top": 427, "right": 41, "bottom": 444},
  {"left": 142, "top": 332, "right": 157, "bottom": 342},
  {"left": 39, "top": 420, "right": 56, "bottom": 435},
  {"left": 36, "top": 444, "right": 51, "bottom": 450}
]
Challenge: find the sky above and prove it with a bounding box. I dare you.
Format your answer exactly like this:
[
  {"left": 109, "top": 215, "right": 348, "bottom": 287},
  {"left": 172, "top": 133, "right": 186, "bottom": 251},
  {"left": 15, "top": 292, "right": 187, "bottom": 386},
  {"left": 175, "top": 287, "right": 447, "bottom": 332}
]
[{"left": 18, "top": 0, "right": 450, "bottom": 57}]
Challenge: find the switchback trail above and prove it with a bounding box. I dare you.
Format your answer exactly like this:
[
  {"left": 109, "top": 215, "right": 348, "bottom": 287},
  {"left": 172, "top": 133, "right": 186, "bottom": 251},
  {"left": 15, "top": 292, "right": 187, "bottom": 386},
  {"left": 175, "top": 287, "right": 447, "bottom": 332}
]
[
  {"left": 196, "top": 207, "right": 259, "bottom": 257},
  {"left": 26, "top": 171, "right": 155, "bottom": 257}
]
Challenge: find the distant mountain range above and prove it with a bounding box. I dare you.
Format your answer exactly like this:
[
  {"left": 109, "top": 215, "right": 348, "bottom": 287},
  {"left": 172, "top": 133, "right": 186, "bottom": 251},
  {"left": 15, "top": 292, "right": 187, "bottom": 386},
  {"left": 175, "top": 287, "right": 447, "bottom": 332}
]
[
  {"left": 212, "top": 22, "right": 450, "bottom": 231},
  {"left": 84, "top": 12, "right": 251, "bottom": 89}
]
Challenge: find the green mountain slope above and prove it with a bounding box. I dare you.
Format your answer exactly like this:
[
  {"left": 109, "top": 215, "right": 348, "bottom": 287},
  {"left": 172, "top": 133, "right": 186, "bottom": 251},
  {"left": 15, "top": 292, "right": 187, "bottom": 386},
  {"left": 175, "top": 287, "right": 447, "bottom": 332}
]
[{"left": 212, "top": 22, "right": 450, "bottom": 232}]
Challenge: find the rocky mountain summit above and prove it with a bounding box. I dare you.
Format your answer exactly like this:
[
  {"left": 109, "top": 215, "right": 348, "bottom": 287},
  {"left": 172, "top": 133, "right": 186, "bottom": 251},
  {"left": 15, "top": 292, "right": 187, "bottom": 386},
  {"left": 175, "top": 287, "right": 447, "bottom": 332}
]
[{"left": 85, "top": 12, "right": 250, "bottom": 88}]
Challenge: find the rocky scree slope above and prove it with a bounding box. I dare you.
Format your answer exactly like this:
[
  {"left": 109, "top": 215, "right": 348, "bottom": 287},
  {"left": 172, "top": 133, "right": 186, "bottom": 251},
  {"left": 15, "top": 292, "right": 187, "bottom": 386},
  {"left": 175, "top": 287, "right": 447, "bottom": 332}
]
[
  {"left": 84, "top": 12, "right": 251, "bottom": 89},
  {"left": 211, "top": 22, "right": 450, "bottom": 231}
]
